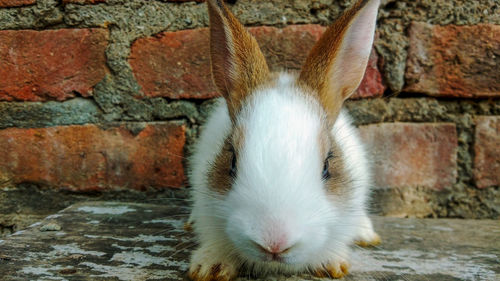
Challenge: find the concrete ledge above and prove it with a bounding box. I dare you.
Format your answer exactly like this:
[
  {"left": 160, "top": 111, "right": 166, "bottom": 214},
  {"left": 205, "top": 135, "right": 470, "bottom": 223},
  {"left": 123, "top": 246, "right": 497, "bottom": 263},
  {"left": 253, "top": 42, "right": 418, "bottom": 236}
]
[{"left": 0, "top": 201, "right": 498, "bottom": 280}]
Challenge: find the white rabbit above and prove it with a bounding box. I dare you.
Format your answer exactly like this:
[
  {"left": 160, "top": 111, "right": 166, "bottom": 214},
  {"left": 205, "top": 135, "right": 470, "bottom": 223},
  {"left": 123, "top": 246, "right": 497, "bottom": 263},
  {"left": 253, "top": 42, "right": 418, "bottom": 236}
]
[{"left": 187, "top": 0, "right": 381, "bottom": 280}]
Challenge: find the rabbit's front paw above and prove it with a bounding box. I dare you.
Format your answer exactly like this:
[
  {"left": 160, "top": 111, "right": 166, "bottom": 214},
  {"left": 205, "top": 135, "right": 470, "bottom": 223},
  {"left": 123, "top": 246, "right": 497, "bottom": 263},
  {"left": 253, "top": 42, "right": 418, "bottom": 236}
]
[
  {"left": 188, "top": 248, "right": 238, "bottom": 281},
  {"left": 311, "top": 259, "right": 350, "bottom": 279},
  {"left": 355, "top": 230, "right": 381, "bottom": 247},
  {"left": 354, "top": 215, "right": 381, "bottom": 247}
]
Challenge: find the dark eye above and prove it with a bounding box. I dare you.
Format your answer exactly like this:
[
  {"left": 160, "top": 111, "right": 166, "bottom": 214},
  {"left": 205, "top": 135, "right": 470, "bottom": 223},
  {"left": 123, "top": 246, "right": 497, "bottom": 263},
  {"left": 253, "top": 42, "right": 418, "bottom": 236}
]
[
  {"left": 322, "top": 151, "right": 333, "bottom": 180},
  {"left": 229, "top": 147, "right": 237, "bottom": 178}
]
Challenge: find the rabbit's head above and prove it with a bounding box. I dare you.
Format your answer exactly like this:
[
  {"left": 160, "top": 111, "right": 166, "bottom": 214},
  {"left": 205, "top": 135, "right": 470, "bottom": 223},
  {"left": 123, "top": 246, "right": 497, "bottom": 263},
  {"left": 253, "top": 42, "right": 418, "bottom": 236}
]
[{"left": 204, "top": 0, "right": 379, "bottom": 270}]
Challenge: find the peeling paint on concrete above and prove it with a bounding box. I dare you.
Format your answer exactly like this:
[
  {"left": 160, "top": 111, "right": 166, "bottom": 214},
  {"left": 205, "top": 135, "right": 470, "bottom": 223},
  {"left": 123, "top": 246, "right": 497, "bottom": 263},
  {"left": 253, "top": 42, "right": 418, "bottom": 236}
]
[
  {"left": 46, "top": 214, "right": 63, "bottom": 219},
  {"left": 351, "top": 249, "right": 498, "bottom": 280},
  {"left": 144, "top": 218, "right": 185, "bottom": 232},
  {"left": 84, "top": 234, "right": 175, "bottom": 242},
  {"left": 77, "top": 206, "right": 136, "bottom": 215},
  {"left": 392, "top": 223, "right": 416, "bottom": 229},
  {"left": 52, "top": 243, "right": 106, "bottom": 257},
  {"left": 29, "top": 222, "right": 42, "bottom": 228},
  {"left": 163, "top": 258, "right": 190, "bottom": 270},
  {"left": 430, "top": 226, "right": 454, "bottom": 231},
  {"left": 11, "top": 230, "right": 25, "bottom": 236},
  {"left": 80, "top": 262, "right": 178, "bottom": 281},
  {"left": 112, "top": 243, "right": 174, "bottom": 253},
  {"left": 111, "top": 251, "right": 165, "bottom": 267},
  {"left": 20, "top": 265, "right": 66, "bottom": 279},
  {"left": 20, "top": 243, "right": 106, "bottom": 263},
  {"left": 145, "top": 218, "right": 184, "bottom": 226}
]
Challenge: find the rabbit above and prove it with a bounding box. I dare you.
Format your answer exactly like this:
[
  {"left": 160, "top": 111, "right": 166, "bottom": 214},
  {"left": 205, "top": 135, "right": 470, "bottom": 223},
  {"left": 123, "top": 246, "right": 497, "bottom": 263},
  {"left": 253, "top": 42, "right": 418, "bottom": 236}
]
[{"left": 186, "top": 0, "right": 381, "bottom": 280}]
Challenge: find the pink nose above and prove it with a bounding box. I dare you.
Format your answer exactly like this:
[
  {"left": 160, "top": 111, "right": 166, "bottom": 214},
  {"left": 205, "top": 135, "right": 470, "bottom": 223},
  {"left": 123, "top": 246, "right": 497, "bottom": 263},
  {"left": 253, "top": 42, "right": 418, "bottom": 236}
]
[
  {"left": 268, "top": 243, "right": 287, "bottom": 254},
  {"left": 254, "top": 240, "right": 293, "bottom": 255}
]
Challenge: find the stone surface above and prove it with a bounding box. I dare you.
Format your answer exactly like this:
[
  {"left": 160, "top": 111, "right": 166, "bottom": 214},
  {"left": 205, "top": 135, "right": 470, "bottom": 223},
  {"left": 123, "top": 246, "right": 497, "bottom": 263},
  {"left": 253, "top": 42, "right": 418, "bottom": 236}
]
[
  {"left": 0, "top": 183, "right": 190, "bottom": 238},
  {"left": 0, "top": 201, "right": 498, "bottom": 281},
  {"left": 0, "top": 0, "right": 35, "bottom": 7},
  {"left": 0, "top": 123, "right": 186, "bottom": 191},
  {"left": 359, "top": 123, "right": 458, "bottom": 190},
  {"left": 474, "top": 116, "right": 500, "bottom": 189},
  {"left": 129, "top": 25, "right": 384, "bottom": 99},
  {"left": 405, "top": 22, "right": 500, "bottom": 98},
  {"left": 0, "top": 29, "right": 109, "bottom": 101}
]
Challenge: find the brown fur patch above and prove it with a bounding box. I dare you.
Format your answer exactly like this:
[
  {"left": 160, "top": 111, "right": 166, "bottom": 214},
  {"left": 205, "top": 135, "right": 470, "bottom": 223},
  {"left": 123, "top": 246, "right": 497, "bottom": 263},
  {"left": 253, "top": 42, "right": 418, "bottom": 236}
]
[
  {"left": 298, "top": 0, "right": 372, "bottom": 122},
  {"left": 207, "top": 138, "right": 235, "bottom": 194},
  {"left": 324, "top": 140, "right": 351, "bottom": 197},
  {"left": 188, "top": 264, "right": 202, "bottom": 280},
  {"left": 207, "top": 0, "right": 270, "bottom": 120},
  {"left": 319, "top": 128, "right": 351, "bottom": 198},
  {"left": 207, "top": 123, "right": 246, "bottom": 194},
  {"left": 210, "top": 263, "right": 222, "bottom": 276},
  {"left": 188, "top": 262, "right": 233, "bottom": 281}
]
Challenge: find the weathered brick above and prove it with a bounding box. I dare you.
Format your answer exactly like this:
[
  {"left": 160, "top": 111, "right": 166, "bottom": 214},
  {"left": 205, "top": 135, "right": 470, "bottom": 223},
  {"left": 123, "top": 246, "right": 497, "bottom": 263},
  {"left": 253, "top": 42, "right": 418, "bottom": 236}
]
[
  {"left": 0, "top": 0, "right": 35, "bottom": 7},
  {"left": 0, "top": 123, "right": 185, "bottom": 191},
  {"left": 62, "top": 0, "right": 105, "bottom": 3},
  {"left": 359, "top": 123, "right": 458, "bottom": 190},
  {"left": 0, "top": 29, "right": 109, "bottom": 101},
  {"left": 405, "top": 22, "right": 500, "bottom": 98},
  {"left": 353, "top": 49, "right": 384, "bottom": 99},
  {"left": 129, "top": 25, "right": 384, "bottom": 99},
  {"left": 474, "top": 116, "right": 500, "bottom": 189}
]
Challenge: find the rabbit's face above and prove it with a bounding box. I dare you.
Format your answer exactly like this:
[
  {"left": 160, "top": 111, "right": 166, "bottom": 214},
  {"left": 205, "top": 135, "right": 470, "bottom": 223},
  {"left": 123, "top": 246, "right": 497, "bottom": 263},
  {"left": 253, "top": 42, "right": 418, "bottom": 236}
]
[{"left": 211, "top": 74, "right": 352, "bottom": 268}]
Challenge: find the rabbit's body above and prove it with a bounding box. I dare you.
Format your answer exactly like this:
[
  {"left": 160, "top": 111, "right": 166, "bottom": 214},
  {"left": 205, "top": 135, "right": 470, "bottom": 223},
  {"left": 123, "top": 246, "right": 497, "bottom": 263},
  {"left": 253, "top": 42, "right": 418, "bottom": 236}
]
[{"left": 187, "top": 1, "right": 381, "bottom": 280}]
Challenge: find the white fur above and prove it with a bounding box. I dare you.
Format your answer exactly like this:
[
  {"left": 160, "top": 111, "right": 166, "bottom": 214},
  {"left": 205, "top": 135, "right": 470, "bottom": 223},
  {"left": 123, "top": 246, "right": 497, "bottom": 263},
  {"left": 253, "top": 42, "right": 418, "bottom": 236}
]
[{"left": 188, "top": 72, "right": 377, "bottom": 275}]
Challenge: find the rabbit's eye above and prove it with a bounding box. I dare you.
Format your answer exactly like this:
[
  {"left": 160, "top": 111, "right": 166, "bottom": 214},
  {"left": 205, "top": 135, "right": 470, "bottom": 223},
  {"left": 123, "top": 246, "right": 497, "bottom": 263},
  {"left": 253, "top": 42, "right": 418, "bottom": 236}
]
[
  {"left": 229, "top": 148, "right": 237, "bottom": 178},
  {"left": 322, "top": 151, "right": 333, "bottom": 180}
]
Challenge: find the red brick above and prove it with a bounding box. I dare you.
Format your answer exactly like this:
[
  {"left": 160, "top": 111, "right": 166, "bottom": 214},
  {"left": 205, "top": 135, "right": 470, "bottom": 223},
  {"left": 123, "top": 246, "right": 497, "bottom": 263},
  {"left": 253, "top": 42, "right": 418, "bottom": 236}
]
[
  {"left": 0, "top": 0, "right": 35, "bottom": 7},
  {"left": 130, "top": 28, "right": 212, "bottom": 99},
  {"left": 405, "top": 22, "right": 500, "bottom": 98},
  {"left": 474, "top": 116, "right": 500, "bottom": 188},
  {"left": 129, "top": 25, "right": 384, "bottom": 99},
  {"left": 352, "top": 49, "right": 384, "bottom": 99},
  {"left": 63, "top": 0, "right": 203, "bottom": 3},
  {"left": 358, "top": 123, "right": 458, "bottom": 190},
  {"left": 0, "top": 123, "right": 186, "bottom": 191},
  {"left": 62, "top": 0, "right": 106, "bottom": 3},
  {"left": 0, "top": 29, "right": 109, "bottom": 102}
]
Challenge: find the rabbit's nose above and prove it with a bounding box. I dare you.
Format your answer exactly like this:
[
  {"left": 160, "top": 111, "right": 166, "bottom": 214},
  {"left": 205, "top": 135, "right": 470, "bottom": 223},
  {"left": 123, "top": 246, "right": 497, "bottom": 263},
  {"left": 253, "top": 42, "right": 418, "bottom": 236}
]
[{"left": 252, "top": 238, "right": 296, "bottom": 261}]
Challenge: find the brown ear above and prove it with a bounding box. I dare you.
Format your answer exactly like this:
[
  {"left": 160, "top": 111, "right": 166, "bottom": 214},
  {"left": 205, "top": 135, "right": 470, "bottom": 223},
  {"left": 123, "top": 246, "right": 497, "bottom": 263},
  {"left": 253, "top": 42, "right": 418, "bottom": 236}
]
[
  {"left": 298, "top": 0, "right": 380, "bottom": 122},
  {"left": 207, "top": 0, "right": 270, "bottom": 120}
]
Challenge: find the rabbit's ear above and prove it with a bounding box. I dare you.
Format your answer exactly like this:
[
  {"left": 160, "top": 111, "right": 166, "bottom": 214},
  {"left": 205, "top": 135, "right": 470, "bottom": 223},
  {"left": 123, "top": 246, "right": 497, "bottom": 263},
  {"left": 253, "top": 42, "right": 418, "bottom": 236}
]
[
  {"left": 207, "top": 0, "right": 270, "bottom": 120},
  {"left": 298, "top": 0, "right": 379, "bottom": 122}
]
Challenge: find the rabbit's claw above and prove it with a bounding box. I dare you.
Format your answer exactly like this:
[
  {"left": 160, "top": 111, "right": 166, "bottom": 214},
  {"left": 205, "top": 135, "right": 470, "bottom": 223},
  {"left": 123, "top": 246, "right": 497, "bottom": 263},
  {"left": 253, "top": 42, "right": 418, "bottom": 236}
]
[
  {"left": 311, "top": 259, "right": 350, "bottom": 279},
  {"left": 188, "top": 248, "right": 238, "bottom": 281}
]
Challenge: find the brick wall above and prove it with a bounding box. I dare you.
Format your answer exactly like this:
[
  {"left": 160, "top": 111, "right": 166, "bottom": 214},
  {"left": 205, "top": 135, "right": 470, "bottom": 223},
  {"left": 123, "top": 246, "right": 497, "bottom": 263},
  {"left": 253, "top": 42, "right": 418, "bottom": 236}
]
[{"left": 0, "top": 0, "right": 498, "bottom": 219}]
